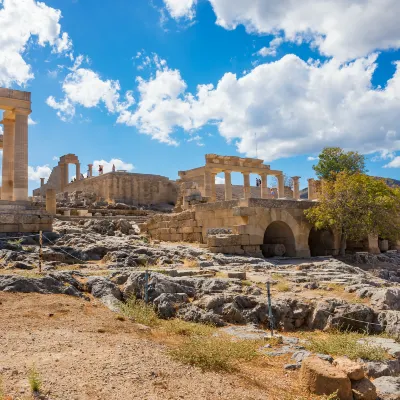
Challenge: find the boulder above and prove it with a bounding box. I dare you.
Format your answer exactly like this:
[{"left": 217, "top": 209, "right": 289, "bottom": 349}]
[
  {"left": 373, "top": 376, "right": 400, "bottom": 400},
  {"left": 327, "top": 304, "right": 376, "bottom": 333},
  {"left": 351, "top": 378, "right": 377, "bottom": 400},
  {"left": 363, "top": 360, "right": 400, "bottom": 379},
  {"left": 333, "top": 356, "right": 365, "bottom": 380},
  {"left": 371, "top": 288, "right": 400, "bottom": 311},
  {"left": 300, "top": 356, "right": 353, "bottom": 400},
  {"left": 177, "top": 304, "right": 225, "bottom": 327},
  {"left": 153, "top": 293, "right": 189, "bottom": 319},
  {"left": 377, "top": 311, "right": 400, "bottom": 340}
]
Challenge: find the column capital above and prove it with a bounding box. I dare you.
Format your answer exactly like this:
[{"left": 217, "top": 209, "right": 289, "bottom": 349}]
[
  {"left": 14, "top": 108, "right": 31, "bottom": 116},
  {"left": 292, "top": 176, "right": 301, "bottom": 181}
]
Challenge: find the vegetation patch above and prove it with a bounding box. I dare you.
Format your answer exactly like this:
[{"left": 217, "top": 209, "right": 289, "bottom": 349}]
[
  {"left": 28, "top": 365, "right": 42, "bottom": 393},
  {"left": 305, "top": 330, "right": 388, "bottom": 361},
  {"left": 169, "top": 336, "right": 262, "bottom": 372},
  {"left": 119, "top": 297, "right": 161, "bottom": 328}
]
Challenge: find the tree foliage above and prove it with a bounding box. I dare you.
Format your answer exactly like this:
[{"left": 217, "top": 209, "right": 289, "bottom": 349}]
[
  {"left": 313, "top": 147, "right": 367, "bottom": 181},
  {"left": 305, "top": 172, "right": 400, "bottom": 255}
]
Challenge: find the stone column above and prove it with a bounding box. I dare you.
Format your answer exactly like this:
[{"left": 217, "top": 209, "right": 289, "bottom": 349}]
[
  {"left": 260, "top": 174, "right": 269, "bottom": 199},
  {"left": 46, "top": 189, "right": 56, "bottom": 215},
  {"left": 210, "top": 172, "right": 217, "bottom": 202},
  {"left": 277, "top": 174, "right": 285, "bottom": 199},
  {"left": 1, "top": 118, "right": 15, "bottom": 201},
  {"left": 40, "top": 178, "right": 45, "bottom": 187},
  {"left": 88, "top": 164, "right": 93, "bottom": 177},
  {"left": 308, "top": 178, "right": 315, "bottom": 200},
  {"left": 59, "top": 164, "right": 66, "bottom": 191},
  {"left": 204, "top": 170, "right": 212, "bottom": 198},
  {"left": 243, "top": 172, "right": 251, "bottom": 199},
  {"left": 76, "top": 163, "right": 81, "bottom": 180},
  {"left": 14, "top": 111, "right": 29, "bottom": 201},
  {"left": 292, "top": 176, "right": 301, "bottom": 200},
  {"left": 224, "top": 170, "right": 232, "bottom": 201}
]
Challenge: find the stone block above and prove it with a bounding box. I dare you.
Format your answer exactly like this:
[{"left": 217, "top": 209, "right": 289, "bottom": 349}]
[
  {"left": 182, "top": 227, "right": 194, "bottom": 234},
  {"left": 233, "top": 207, "right": 256, "bottom": 217},
  {"left": 227, "top": 271, "right": 247, "bottom": 279},
  {"left": 300, "top": 356, "right": 352, "bottom": 400},
  {"left": 170, "top": 233, "right": 183, "bottom": 242},
  {"left": 233, "top": 225, "right": 249, "bottom": 235},
  {"left": 351, "top": 378, "right": 377, "bottom": 400},
  {"left": 333, "top": 357, "right": 364, "bottom": 381},
  {"left": 193, "top": 227, "right": 202, "bottom": 233},
  {"left": 159, "top": 228, "right": 170, "bottom": 234},
  {"left": 240, "top": 234, "right": 250, "bottom": 246},
  {"left": 208, "top": 246, "right": 223, "bottom": 253},
  {"left": 243, "top": 245, "right": 261, "bottom": 254},
  {"left": 0, "top": 214, "right": 15, "bottom": 224},
  {"left": 249, "top": 235, "right": 263, "bottom": 245},
  {"left": 160, "top": 233, "right": 171, "bottom": 242}
]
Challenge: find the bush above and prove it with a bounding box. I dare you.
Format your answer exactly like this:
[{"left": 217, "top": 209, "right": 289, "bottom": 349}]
[
  {"left": 119, "top": 297, "right": 161, "bottom": 328},
  {"left": 163, "top": 319, "right": 215, "bottom": 337},
  {"left": 306, "top": 331, "right": 388, "bottom": 361},
  {"left": 169, "top": 336, "right": 261, "bottom": 372}
]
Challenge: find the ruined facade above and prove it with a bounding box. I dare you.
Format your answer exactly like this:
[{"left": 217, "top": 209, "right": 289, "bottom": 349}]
[{"left": 34, "top": 154, "right": 178, "bottom": 206}]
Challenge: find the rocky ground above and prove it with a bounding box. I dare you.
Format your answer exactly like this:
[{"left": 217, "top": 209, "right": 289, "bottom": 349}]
[{"left": 1, "top": 218, "right": 400, "bottom": 399}]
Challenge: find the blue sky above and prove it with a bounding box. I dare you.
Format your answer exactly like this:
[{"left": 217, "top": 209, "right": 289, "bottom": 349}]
[{"left": 1, "top": 0, "right": 400, "bottom": 193}]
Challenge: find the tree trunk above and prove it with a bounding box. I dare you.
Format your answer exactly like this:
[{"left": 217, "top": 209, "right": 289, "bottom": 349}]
[{"left": 340, "top": 230, "right": 347, "bottom": 256}]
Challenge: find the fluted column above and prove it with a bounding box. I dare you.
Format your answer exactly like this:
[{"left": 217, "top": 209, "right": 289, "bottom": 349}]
[
  {"left": 308, "top": 178, "right": 315, "bottom": 200},
  {"left": 243, "top": 172, "right": 251, "bottom": 199},
  {"left": 76, "top": 163, "right": 81, "bottom": 180},
  {"left": 224, "top": 170, "right": 232, "bottom": 201},
  {"left": 292, "top": 176, "right": 301, "bottom": 200},
  {"left": 210, "top": 172, "right": 217, "bottom": 202},
  {"left": 260, "top": 173, "right": 269, "bottom": 199},
  {"left": 204, "top": 170, "right": 212, "bottom": 198},
  {"left": 88, "top": 164, "right": 93, "bottom": 177},
  {"left": 277, "top": 174, "right": 285, "bottom": 199},
  {"left": 46, "top": 189, "right": 56, "bottom": 215},
  {"left": 14, "top": 111, "right": 29, "bottom": 201},
  {"left": 1, "top": 118, "right": 15, "bottom": 201},
  {"left": 40, "top": 178, "right": 45, "bottom": 187}
]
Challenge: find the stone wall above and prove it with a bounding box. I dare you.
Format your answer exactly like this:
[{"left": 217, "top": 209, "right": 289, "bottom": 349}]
[{"left": 35, "top": 172, "right": 178, "bottom": 206}]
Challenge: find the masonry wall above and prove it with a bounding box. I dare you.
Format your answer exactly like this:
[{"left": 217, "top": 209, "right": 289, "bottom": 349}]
[{"left": 34, "top": 172, "right": 178, "bottom": 206}]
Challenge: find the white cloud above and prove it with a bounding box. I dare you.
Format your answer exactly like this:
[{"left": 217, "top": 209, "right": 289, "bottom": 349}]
[
  {"left": 92, "top": 158, "right": 135, "bottom": 174},
  {"left": 215, "top": 176, "right": 225, "bottom": 184},
  {"left": 163, "top": 0, "right": 197, "bottom": 20},
  {"left": 28, "top": 165, "right": 52, "bottom": 181},
  {"left": 186, "top": 134, "right": 204, "bottom": 146},
  {"left": 384, "top": 157, "right": 400, "bottom": 168},
  {"left": 257, "top": 37, "right": 283, "bottom": 58},
  {"left": 307, "top": 156, "right": 319, "bottom": 161},
  {"left": 120, "top": 53, "right": 400, "bottom": 161},
  {"left": 207, "top": 0, "right": 400, "bottom": 60},
  {"left": 28, "top": 117, "right": 37, "bottom": 125},
  {"left": 47, "top": 57, "right": 134, "bottom": 121},
  {"left": 117, "top": 67, "right": 191, "bottom": 145},
  {"left": 52, "top": 156, "right": 59, "bottom": 161},
  {"left": 0, "top": 0, "right": 72, "bottom": 86}
]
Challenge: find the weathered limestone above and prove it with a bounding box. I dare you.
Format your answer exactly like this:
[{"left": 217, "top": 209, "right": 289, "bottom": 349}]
[
  {"left": 13, "top": 111, "right": 29, "bottom": 201},
  {"left": 46, "top": 189, "right": 56, "bottom": 215},
  {"left": 88, "top": 164, "right": 93, "bottom": 177},
  {"left": 292, "top": 176, "right": 301, "bottom": 200},
  {"left": 243, "top": 172, "right": 251, "bottom": 199},
  {"left": 224, "top": 170, "right": 232, "bottom": 201},
  {"left": 277, "top": 174, "right": 285, "bottom": 199},
  {"left": 260, "top": 173, "right": 269, "bottom": 199},
  {"left": 308, "top": 178, "right": 316, "bottom": 201},
  {"left": 1, "top": 117, "right": 15, "bottom": 201},
  {"left": 40, "top": 178, "right": 45, "bottom": 187}
]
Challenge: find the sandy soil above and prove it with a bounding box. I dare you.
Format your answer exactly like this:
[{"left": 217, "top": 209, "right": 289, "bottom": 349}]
[{"left": 0, "top": 293, "right": 306, "bottom": 400}]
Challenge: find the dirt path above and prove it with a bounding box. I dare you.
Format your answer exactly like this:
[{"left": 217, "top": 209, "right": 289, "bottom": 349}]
[{"left": 0, "top": 293, "right": 303, "bottom": 400}]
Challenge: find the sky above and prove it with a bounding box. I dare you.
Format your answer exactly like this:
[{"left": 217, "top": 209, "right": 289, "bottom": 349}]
[{"left": 1, "top": 0, "right": 400, "bottom": 194}]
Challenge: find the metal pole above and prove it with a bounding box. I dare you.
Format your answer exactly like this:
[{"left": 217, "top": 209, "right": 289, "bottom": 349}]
[
  {"left": 144, "top": 270, "right": 149, "bottom": 304},
  {"left": 267, "top": 281, "right": 274, "bottom": 336},
  {"left": 255, "top": 132, "right": 258, "bottom": 159},
  {"left": 39, "top": 230, "right": 43, "bottom": 273}
]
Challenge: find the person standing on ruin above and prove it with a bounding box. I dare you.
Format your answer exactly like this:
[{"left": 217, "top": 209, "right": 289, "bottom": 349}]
[
  {"left": 99, "top": 165, "right": 103, "bottom": 175},
  {"left": 112, "top": 164, "right": 116, "bottom": 172}
]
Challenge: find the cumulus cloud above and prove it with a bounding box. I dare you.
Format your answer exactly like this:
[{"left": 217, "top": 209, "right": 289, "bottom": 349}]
[
  {"left": 0, "top": 0, "right": 72, "bottom": 86},
  {"left": 384, "top": 157, "right": 400, "bottom": 168},
  {"left": 28, "top": 117, "right": 37, "bottom": 125},
  {"left": 92, "top": 158, "right": 135, "bottom": 174},
  {"left": 257, "top": 37, "right": 283, "bottom": 58},
  {"left": 28, "top": 165, "right": 52, "bottom": 181},
  {"left": 307, "top": 156, "right": 319, "bottom": 161},
  {"left": 215, "top": 176, "right": 225, "bottom": 184},
  {"left": 117, "top": 53, "right": 400, "bottom": 161},
  {"left": 163, "top": 0, "right": 197, "bottom": 20},
  {"left": 47, "top": 56, "right": 134, "bottom": 121},
  {"left": 206, "top": 0, "right": 400, "bottom": 61}
]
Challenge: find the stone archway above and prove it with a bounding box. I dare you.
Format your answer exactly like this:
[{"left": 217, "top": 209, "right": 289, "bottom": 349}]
[
  {"left": 308, "top": 228, "right": 335, "bottom": 257},
  {"left": 262, "top": 221, "right": 296, "bottom": 257},
  {"left": 59, "top": 154, "right": 81, "bottom": 191}
]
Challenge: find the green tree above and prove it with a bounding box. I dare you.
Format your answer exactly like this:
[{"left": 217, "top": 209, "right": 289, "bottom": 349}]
[
  {"left": 313, "top": 147, "right": 367, "bottom": 181},
  {"left": 305, "top": 172, "right": 400, "bottom": 256}
]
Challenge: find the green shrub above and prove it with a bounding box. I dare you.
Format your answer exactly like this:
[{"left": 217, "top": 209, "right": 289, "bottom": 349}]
[
  {"left": 119, "top": 297, "right": 161, "bottom": 327},
  {"left": 28, "top": 365, "right": 42, "bottom": 393}
]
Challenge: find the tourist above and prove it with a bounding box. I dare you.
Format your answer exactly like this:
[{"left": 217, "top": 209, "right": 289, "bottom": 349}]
[
  {"left": 99, "top": 165, "right": 103, "bottom": 175},
  {"left": 112, "top": 164, "right": 116, "bottom": 172}
]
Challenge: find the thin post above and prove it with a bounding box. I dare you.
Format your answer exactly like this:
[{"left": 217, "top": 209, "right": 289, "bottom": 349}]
[
  {"left": 144, "top": 270, "right": 149, "bottom": 304},
  {"left": 267, "top": 281, "right": 274, "bottom": 336},
  {"left": 39, "top": 230, "right": 43, "bottom": 273}
]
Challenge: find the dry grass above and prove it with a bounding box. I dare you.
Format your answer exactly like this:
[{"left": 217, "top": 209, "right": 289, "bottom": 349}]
[
  {"left": 275, "top": 281, "right": 290, "bottom": 292},
  {"left": 169, "top": 336, "right": 263, "bottom": 372},
  {"left": 183, "top": 258, "right": 199, "bottom": 269},
  {"left": 305, "top": 330, "right": 389, "bottom": 361},
  {"left": 28, "top": 365, "right": 42, "bottom": 393},
  {"left": 119, "top": 297, "right": 161, "bottom": 328}
]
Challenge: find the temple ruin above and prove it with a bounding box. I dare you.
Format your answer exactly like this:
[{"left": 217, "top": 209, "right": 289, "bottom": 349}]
[{"left": 0, "top": 88, "right": 52, "bottom": 232}]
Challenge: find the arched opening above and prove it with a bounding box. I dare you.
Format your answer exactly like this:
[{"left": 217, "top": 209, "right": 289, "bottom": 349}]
[
  {"left": 308, "top": 228, "right": 335, "bottom": 257},
  {"left": 346, "top": 237, "right": 369, "bottom": 253},
  {"left": 262, "top": 221, "right": 296, "bottom": 257}
]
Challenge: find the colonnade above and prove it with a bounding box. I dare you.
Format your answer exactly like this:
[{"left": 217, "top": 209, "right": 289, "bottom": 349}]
[
  {"left": 204, "top": 170, "right": 301, "bottom": 201},
  {"left": 0, "top": 109, "right": 30, "bottom": 201}
]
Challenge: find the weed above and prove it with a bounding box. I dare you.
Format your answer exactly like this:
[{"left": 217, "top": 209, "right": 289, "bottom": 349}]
[
  {"left": 241, "top": 280, "right": 252, "bottom": 287},
  {"left": 271, "top": 273, "right": 285, "bottom": 280},
  {"left": 28, "top": 365, "right": 42, "bottom": 393},
  {"left": 119, "top": 297, "right": 161, "bottom": 327},
  {"left": 169, "top": 336, "right": 261, "bottom": 372},
  {"left": 275, "top": 281, "right": 290, "bottom": 292},
  {"left": 115, "top": 315, "right": 125, "bottom": 321},
  {"left": 305, "top": 330, "right": 388, "bottom": 361},
  {"left": 163, "top": 319, "right": 215, "bottom": 337},
  {"left": 327, "top": 283, "right": 344, "bottom": 292}
]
